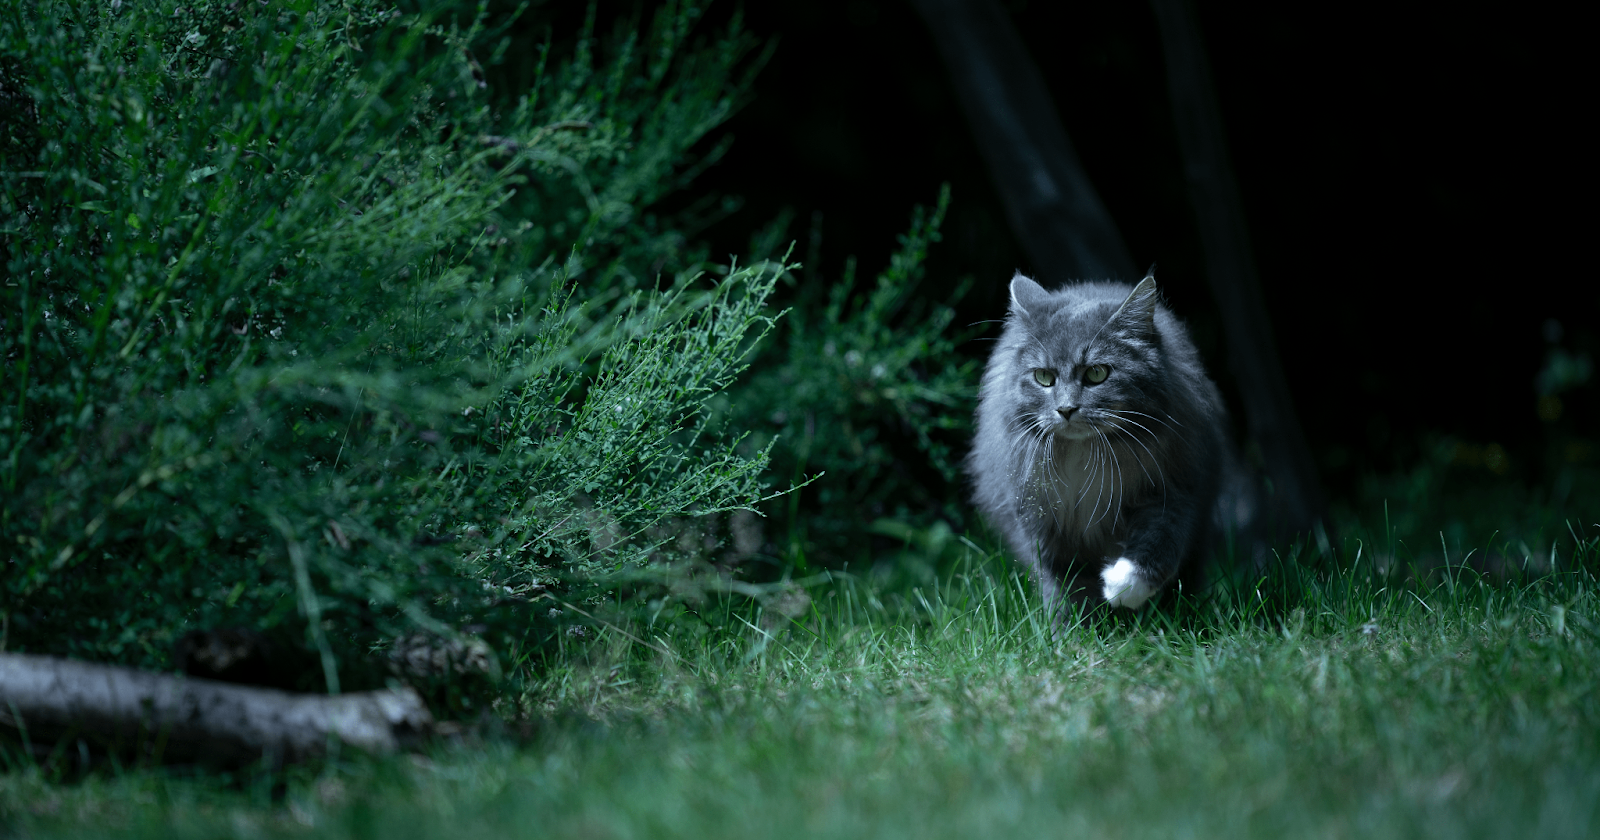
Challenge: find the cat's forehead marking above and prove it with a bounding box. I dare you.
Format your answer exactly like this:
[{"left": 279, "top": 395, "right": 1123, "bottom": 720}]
[
  {"left": 1036, "top": 300, "right": 1115, "bottom": 351},
  {"left": 1066, "top": 300, "right": 1104, "bottom": 321}
]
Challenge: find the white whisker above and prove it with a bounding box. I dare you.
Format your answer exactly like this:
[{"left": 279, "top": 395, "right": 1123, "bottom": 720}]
[
  {"left": 1096, "top": 430, "right": 1124, "bottom": 530},
  {"left": 1087, "top": 436, "right": 1108, "bottom": 525},
  {"left": 1104, "top": 416, "right": 1168, "bottom": 506},
  {"left": 1111, "top": 408, "right": 1184, "bottom": 434},
  {"left": 1075, "top": 436, "right": 1099, "bottom": 510},
  {"left": 1094, "top": 428, "right": 1120, "bottom": 528}
]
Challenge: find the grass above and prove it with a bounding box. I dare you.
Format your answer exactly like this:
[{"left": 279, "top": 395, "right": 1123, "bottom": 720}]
[{"left": 4, "top": 521, "right": 1600, "bottom": 839}]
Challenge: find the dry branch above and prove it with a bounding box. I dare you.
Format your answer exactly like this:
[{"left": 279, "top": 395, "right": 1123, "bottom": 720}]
[{"left": 0, "top": 652, "right": 432, "bottom": 766}]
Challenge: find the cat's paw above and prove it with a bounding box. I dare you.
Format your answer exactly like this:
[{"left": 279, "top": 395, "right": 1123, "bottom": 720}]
[{"left": 1101, "top": 557, "right": 1156, "bottom": 609}]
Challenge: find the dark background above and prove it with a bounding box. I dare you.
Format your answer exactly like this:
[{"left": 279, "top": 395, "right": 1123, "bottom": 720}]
[{"left": 547, "top": 0, "right": 1593, "bottom": 503}]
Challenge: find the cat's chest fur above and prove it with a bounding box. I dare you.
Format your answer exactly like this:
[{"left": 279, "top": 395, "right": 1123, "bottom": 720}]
[{"left": 1016, "top": 436, "right": 1144, "bottom": 558}]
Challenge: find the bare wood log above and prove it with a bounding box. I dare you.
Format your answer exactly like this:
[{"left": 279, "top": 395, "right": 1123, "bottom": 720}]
[
  {"left": 909, "top": 0, "right": 1138, "bottom": 284},
  {"left": 0, "top": 652, "right": 432, "bottom": 766},
  {"left": 1150, "top": 0, "right": 1326, "bottom": 536}
]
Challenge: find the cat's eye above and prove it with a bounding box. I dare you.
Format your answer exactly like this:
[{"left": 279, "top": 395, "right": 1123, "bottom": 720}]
[
  {"left": 1084, "top": 364, "right": 1110, "bottom": 385},
  {"left": 1032, "top": 369, "right": 1056, "bottom": 387}
]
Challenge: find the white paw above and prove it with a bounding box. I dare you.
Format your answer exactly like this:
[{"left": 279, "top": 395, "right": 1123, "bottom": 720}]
[{"left": 1101, "top": 557, "right": 1155, "bottom": 609}]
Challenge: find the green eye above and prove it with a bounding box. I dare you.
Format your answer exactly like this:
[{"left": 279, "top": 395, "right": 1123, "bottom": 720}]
[
  {"left": 1084, "top": 364, "right": 1110, "bottom": 385},
  {"left": 1033, "top": 369, "right": 1056, "bottom": 387}
]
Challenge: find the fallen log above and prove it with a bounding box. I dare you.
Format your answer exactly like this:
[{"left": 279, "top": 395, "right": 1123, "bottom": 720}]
[{"left": 0, "top": 652, "right": 432, "bottom": 766}]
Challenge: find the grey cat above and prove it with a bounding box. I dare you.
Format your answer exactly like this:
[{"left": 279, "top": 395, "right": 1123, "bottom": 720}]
[{"left": 969, "top": 273, "right": 1230, "bottom": 611}]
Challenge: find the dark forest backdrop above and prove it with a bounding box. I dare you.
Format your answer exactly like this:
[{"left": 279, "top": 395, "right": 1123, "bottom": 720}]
[
  {"left": 3, "top": 0, "right": 1592, "bottom": 696},
  {"left": 5, "top": 3, "right": 1600, "bottom": 821},
  {"left": 606, "top": 0, "right": 1590, "bottom": 500}
]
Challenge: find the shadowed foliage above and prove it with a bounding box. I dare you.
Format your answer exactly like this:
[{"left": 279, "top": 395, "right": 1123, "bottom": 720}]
[{"left": 0, "top": 0, "right": 784, "bottom": 699}]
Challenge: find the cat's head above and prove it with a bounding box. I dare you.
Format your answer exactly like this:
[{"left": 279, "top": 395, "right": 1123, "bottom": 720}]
[{"left": 1003, "top": 273, "right": 1165, "bottom": 443}]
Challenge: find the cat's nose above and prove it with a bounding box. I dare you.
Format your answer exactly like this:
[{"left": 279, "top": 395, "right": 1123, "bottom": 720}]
[{"left": 1057, "top": 406, "right": 1078, "bottom": 421}]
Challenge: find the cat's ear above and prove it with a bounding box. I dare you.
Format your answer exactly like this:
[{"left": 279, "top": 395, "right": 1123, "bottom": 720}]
[
  {"left": 1109, "top": 276, "right": 1159, "bottom": 335},
  {"left": 1009, "top": 273, "right": 1051, "bottom": 316}
]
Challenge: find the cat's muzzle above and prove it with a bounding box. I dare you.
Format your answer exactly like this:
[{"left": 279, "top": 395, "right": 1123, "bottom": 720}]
[{"left": 1049, "top": 411, "right": 1097, "bottom": 441}]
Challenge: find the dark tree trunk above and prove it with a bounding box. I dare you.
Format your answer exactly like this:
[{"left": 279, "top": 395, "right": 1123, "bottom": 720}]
[
  {"left": 909, "top": 0, "right": 1138, "bottom": 284},
  {"left": 1150, "top": 0, "right": 1325, "bottom": 535},
  {"left": 0, "top": 652, "right": 433, "bottom": 767}
]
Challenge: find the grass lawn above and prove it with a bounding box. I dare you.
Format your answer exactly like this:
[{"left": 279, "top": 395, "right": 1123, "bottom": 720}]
[{"left": 4, "top": 520, "right": 1598, "bottom": 839}]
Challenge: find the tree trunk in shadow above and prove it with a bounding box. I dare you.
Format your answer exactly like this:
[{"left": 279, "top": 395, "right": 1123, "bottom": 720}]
[
  {"left": 1150, "top": 0, "right": 1325, "bottom": 537},
  {"left": 908, "top": 0, "right": 1138, "bottom": 284}
]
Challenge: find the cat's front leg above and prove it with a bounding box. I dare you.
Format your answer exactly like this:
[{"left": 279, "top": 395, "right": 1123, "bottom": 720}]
[
  {"left": 1098, "top": 493, "right": 1204, "bottom": 609},
  {"left": 1012, "top": 535, "right": 1063, "bottom": 612}
]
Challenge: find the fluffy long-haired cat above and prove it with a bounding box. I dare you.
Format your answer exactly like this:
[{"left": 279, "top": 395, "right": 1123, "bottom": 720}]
[{"left": 969, "top": 273, "right": 1229, "bottom": 610}]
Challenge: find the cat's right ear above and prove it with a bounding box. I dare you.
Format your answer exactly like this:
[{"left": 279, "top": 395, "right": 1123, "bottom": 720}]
[
  {"left": 1109, "top": 276, "right": 1159, "bottom": 335},
  {"left": 1009, "top": 273, "right": 1050, "bottom": 316}
]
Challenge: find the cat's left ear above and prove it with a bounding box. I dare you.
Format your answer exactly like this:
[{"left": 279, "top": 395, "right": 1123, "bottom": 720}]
[
  {"left": 1009, "top": 273, "right": 1051, "bottom": 317},
  {"left": 1109, "top": 276, "right": 1159, "bottom": 336}
]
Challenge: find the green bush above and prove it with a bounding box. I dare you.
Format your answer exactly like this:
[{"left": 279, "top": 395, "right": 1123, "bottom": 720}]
[
  {"left": 0, "top": 0, "right": 778, "bottom": 699},
  {"left": 0, "top": 0, "right": 986, "bottom": 712},
  {"left": 731, "top": 186, "right": 982, "bottom": 574}
]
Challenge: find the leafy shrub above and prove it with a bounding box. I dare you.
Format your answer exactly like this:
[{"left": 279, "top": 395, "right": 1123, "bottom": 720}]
[
  {"left": 0, "top": 0, "right": 777, "bottom": 700},
  {"left": 730, "top": 186, "right": 982, "bottom": 573}
]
